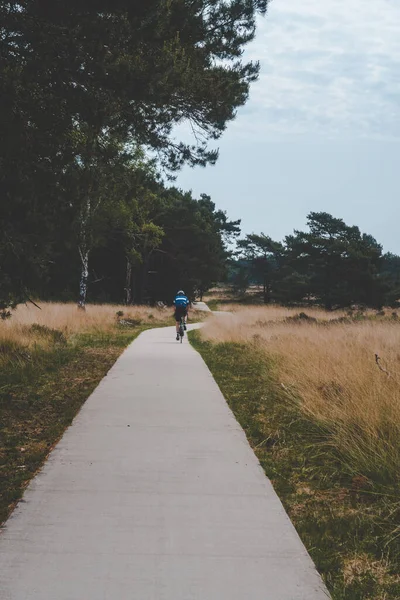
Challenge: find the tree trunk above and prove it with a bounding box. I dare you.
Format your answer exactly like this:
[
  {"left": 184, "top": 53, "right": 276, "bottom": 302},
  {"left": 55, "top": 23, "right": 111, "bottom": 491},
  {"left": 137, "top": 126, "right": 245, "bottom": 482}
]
[
  {"left": 77, "top": 196, "right": 91, "bottom": 310},
  {"left": 78, "top": 247, "right": 89, "bottom": 309},
  {"left": 140, "top": 253, "right": 150, "bottom": 305},
  {"left": 263, "top": 277, "right": 270, "bottom": 304},
  {"left": 125, "top": 260, "right": 132, "bottom": 305}
]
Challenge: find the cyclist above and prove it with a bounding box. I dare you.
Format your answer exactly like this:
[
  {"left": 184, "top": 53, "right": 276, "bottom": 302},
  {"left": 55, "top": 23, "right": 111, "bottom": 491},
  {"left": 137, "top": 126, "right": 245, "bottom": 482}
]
[{"left": 173, "top": 290, "right": 190, "bottom": 340}]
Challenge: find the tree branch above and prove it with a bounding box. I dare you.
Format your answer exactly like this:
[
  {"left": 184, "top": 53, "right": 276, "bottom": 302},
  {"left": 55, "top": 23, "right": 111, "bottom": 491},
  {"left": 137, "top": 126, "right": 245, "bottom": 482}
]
[
  {"left": 25, "top": 296, "right": 42, "bottom": 310},
  {"left": 375, "top": 354, "right": 390, "bottom": 377}
]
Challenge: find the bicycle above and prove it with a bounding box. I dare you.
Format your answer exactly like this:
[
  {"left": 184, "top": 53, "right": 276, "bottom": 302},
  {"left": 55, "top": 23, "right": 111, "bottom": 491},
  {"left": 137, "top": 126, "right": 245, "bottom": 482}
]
[{"left": 177, "top": 316, "right": 185, "bottom": 343}]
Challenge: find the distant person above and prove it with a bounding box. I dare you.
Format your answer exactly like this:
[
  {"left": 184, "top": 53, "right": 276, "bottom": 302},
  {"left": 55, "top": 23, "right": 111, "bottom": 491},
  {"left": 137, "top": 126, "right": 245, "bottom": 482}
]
[{"left": 173, "top": 290, "right": 190, "bottom": 340}]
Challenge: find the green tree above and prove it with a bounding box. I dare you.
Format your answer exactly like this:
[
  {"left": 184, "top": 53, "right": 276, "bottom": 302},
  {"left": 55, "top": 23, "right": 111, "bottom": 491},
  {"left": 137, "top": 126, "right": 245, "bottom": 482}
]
[
  {"left": 380, "top": 253, "right": 400, "bottom": 307},
  {"left": 237, "top": 234, "right": 284, "bottom": 303},
  {"left": 143, "top": 187, "right": 240, "bottom": 302},
  {"left": 285, "top": 212, "right": 384, "bottom": 309},
  {"left": 1, "top": 0, "right": 269, "bottom": 307},
  {"left": 229, "top": 262, "right": 251, "bottom": 296},
  {"left": 60, "top": 184, "right": 238, "bottom": 306}
]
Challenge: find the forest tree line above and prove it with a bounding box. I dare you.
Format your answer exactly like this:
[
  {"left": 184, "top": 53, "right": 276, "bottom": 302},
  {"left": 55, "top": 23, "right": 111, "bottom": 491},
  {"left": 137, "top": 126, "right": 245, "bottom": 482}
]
[
  {"left": 0, "top": 0, "right": 267, "bottom": 314},
  {"left": 231, "top": 212, "right": 400, "bottom": 310},
  {"left": 1, "top": 2, "right": 399, "bottom": 313}
]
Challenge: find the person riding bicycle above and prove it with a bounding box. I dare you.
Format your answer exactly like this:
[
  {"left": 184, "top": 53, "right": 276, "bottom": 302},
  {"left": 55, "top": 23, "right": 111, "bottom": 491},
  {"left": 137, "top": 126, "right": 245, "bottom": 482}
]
[{"left": 173, "top": 290, "right": 190, "bottom": 340}]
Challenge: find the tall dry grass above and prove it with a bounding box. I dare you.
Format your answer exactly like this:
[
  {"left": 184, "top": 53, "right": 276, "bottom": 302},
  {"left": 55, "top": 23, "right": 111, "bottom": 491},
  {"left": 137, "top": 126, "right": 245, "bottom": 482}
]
[
  {"left": 0, "top": 302, "right": 171, "bottom": 357},
  {"left": 202, "top": 306, "right": 400, "bottom": 483}
]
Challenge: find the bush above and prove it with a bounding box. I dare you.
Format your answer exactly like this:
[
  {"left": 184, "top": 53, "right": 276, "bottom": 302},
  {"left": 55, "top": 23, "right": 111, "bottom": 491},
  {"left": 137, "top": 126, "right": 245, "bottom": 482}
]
[{"left": 29, "top": 324, "right": 66, "bottom": 345}]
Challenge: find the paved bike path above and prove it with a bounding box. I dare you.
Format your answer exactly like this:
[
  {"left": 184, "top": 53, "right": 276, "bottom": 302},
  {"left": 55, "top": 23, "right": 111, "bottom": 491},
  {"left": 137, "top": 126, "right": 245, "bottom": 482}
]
[{"left": 0, "top": 325, "right": 329, "bottom": 599}]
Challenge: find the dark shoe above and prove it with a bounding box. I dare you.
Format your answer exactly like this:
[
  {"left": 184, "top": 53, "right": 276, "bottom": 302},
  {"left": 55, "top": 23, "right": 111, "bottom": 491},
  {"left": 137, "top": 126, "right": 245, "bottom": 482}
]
[{"left": 176, "top": 334, "right": 180, "bottom": 341}]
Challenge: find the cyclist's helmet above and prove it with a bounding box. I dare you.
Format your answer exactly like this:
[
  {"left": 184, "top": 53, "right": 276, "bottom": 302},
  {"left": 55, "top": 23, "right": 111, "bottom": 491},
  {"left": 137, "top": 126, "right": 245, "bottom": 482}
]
[{"left": 177, "top": 290, "right": 185, "bottom": 295}]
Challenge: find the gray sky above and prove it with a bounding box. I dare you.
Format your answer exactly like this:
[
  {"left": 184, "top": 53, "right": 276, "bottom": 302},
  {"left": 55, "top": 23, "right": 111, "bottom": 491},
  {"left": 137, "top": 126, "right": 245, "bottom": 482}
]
[{"left": 176, "top": 0, "right": 400, "bottom": 254}]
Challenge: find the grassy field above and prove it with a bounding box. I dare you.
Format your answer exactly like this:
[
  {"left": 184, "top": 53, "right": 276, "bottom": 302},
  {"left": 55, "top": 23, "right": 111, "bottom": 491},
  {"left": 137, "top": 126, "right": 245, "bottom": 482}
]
[
  {"left": 191, "top": 305, "right": 400, "bottom": 600},
  {"left": 202, "top": 284, "right": 268, "bottom": 309},
  {"left": 0, "top": 302, "right": 187, "bottom": 524}
]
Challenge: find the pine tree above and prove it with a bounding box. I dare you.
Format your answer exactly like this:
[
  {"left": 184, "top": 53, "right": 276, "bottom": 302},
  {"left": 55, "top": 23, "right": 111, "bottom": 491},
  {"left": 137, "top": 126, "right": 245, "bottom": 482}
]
[{"left": 0, "top": 0, "right": 269, "bottom": 307}]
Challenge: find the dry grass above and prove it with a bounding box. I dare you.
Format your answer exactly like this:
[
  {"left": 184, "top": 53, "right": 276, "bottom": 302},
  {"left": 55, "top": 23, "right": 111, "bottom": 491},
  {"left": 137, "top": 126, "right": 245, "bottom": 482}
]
[
  {"left": 202, "top": 306, "right": 400, "bottom": 483},
  {"left": 343, "top": 554, "right": 399, "bottom": 588},
  {"left": 2, "top": 301, "right": 170, "bottom": 333},
  {"left": 206, "top": 303, "right": 351, "bottom": 319},
  {"left": 0, "top": 302, "right": 172, "bottom": 356}
]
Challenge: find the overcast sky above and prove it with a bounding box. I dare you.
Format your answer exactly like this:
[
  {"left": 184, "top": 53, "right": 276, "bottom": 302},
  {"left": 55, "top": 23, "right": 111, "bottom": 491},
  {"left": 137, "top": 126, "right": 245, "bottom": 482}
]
[{"left": 176, "top": 0, "right": 400, "bottom": 254}]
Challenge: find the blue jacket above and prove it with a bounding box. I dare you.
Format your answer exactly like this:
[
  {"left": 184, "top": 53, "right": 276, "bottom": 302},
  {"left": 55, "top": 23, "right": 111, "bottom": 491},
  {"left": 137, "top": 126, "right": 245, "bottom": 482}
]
[{"left": 174, "top": 294, "right": 190, "bottom": 308}]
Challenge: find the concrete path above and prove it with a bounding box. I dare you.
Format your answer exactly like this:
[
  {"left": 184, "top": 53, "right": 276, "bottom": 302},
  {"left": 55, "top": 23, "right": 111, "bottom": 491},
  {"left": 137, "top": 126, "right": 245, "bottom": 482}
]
[
  {"left": 191, "top": 301, "right": 211, "bottom": 312},
  {"left": 0, "top": 326, "right": 329, "bottom": 600}
]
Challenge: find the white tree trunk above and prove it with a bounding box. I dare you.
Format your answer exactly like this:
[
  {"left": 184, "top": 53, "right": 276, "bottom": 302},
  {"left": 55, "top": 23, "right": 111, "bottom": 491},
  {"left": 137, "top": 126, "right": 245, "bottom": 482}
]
[
  {"left": 125, "top": 260, "right": 132, "bottom": 305},
  {"left": 78, "top": 197, "right": 91, "bottom": 310},
  {"left": 78, "top": 247, "right": 89, "bottom": 309}
]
